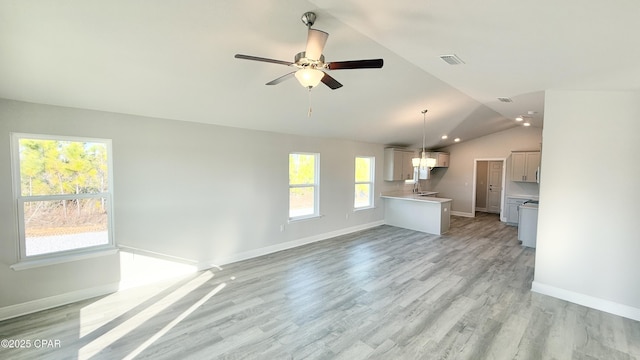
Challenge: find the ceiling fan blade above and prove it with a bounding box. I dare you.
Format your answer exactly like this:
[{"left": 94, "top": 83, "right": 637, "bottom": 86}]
[
  {"left": 305, "top": 29, "right": 329, "bottom": 61},
  {"left": 266, "top": 72, "right": 295, "bottom": 85},
  {"left": 321, "top": 72, "right": 343, "bottom": 90},
  {"left": 234, "top": 54, "right": 293, "bottom": 66},
  {"left": 327, "top": 59, "right": 384, "bottom": 70}
]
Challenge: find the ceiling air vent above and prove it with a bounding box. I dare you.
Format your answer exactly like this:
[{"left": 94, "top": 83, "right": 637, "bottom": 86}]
[
  {"left": 439, "top": 54, "right": 465, "bottom": 65},
  {"left": 497, "top": 97, "right": 513, "bottom": 103}
]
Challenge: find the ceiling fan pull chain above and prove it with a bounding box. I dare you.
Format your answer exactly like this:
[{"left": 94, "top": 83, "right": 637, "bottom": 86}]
[{"left": 307, "top": 87, "right": 313, "bottom": 117}]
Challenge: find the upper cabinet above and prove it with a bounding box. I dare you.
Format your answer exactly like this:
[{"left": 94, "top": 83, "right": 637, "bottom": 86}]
[
  {"left": 427, "top": 152, "right": 450, "bottom": 168},
  {"left": 384, "top": 148, "right": 416, "bottom": 181},
  {"left": 511, "top": 151, "right": 540, "bottom": 183}
]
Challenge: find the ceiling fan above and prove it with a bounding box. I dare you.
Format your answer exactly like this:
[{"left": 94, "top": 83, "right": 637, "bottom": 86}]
[{"left": 235, "top": 11, "right": 384, "bottom": 90}]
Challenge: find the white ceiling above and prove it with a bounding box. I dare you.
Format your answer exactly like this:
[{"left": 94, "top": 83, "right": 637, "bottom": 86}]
[{"left": 1, "top": 0, "right": 639, "bottom": 149}]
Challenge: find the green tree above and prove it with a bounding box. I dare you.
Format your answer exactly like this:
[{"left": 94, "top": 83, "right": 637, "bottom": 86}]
[
  {"left": 289, "top": 153, "right": 315, "bottom": 185},
  {"left": 19, "top": 138, "right": 109, "bottom": 219},
  {"left": 355, "top": 157, "right": 371, "bottom": 182},
  {"left": 19, "top": 139, "right": 47, "bottom": 196}
]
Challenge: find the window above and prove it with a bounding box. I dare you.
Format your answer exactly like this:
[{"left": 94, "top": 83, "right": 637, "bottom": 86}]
[
  {"left": 355, "top": 156, "right": 374, "bottom": 209},
  {"left": 11, "top": 133, "right": 115, "bottom": 263},
  {"left": 289, "top": 152, "right": 319, "bottom": 219}
]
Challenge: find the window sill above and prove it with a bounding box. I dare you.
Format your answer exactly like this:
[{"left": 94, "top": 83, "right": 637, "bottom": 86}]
[
  {"left": 10, "top": 247, "right": 119, "bottom": 271},
  {"left": 288, "top": 214, "right": 324, "bottom": 224},
  {"left": 354, "top": 206, "right": 376, "bottom": 212}
]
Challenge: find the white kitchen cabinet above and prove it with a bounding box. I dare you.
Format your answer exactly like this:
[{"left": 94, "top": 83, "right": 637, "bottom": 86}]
[
  {"left": 383, "top": 148, "right": 416, "bottom": 181},
  {"left": 511, "top": 151, "right": 540, "bottom": 182},
  {"left": 506, "top": 197, "right": 527, "bottom": 225},
  {"left": 427, "top": 152, "right": 450, "bottom": 167}
]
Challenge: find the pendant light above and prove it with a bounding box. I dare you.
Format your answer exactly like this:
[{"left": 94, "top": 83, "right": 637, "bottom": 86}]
[{"left": 412, "top": 109, "right": 437, "bottom": 179}]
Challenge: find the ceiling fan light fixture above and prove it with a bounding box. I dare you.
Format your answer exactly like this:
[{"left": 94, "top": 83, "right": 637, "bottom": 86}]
[{"left": 295, "top": 68, "right": 324, "bottom": 88}]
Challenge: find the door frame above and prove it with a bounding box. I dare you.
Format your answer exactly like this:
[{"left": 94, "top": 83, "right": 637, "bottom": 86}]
[{"left": 472, "top": 157, "right": 506, "bottom": 221}]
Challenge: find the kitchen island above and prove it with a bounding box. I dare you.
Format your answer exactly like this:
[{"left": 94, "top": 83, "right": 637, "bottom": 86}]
[{"left": 381, "top": 192, "right": 452, "bottom": 235}]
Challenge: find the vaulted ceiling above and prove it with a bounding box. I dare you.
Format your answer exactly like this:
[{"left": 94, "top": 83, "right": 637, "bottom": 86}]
[{"left": 1, "top": 1, "right": 638, "bottom": 149}]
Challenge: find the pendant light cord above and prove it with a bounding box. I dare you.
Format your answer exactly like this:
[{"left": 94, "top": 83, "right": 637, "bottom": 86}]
[{"left": 422, "top": 109, "right": 428, "bottom": 154}]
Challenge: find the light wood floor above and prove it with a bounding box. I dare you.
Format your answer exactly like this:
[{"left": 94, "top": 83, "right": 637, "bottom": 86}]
[{"left": 1, "top": 213, "right": 639, "bottom": 359}]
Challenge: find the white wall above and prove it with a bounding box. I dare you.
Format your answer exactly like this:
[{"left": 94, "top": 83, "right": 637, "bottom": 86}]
[
  {"left": 0, "top": 99, "right": 385, "bottom": 314},
  {"left": 532, "top": 90, "right": 640, "bottom": 320},
  {"left": 424, "top": 126, "right": 542, "bottom": 215}
]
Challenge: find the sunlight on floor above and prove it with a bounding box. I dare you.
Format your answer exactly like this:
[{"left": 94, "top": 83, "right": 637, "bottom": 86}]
[
  {"left": 78, "top": 249, "right": 200, "bottom": 338},
  {"left": 123, "top": 282, "right": 226, "bottom": 360},
  {"left": 78, "top": 271, "right": 214, "bottom": 359},
  {"left": 118, "top": 248, "right": 199, "bottom": 290}
]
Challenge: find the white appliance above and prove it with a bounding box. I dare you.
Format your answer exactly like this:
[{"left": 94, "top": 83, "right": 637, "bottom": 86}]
[{"left": 518, "top": 201, "right": 538, "bottom": 248}]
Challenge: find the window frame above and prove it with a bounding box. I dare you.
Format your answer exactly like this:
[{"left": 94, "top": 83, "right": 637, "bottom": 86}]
[
  {"left": 288, "top": 152, "right": 320, "bottom": 221},
  {"left": 354, "top": 156, "right": 375, "bottom": 210},
  {"left": 10, "top": 133, "right": 116, "bottom": 268}
]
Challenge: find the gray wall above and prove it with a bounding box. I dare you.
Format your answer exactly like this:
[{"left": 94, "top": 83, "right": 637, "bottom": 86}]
[
  {"left": 424, "top": 126, "right": 543, "bottom": 215},
  {"left": 0, "top": 99, "right": 385, "bottom": 310},
  {"left": 533, "top": 90, "right": 640, "bottom": 320}
]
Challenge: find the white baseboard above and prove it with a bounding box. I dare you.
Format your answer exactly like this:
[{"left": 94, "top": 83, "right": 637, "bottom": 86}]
[
  {"left": 0, "top": 282, "right": 119, "bottom": 322},
  {"left": 198, "top": 220, "right": 385, "bottom": 270},
  {"left": 451, "top": 211, "right": 474, "bottom": 218},
  {"left": 532, "top": 281, "right": 640, "bottom": 321}
]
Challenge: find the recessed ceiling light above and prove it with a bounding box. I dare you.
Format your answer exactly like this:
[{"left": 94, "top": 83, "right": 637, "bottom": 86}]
[
  {"left": 523, "top": 122, "right": 531, "bottom": 127},
  {"left": 454, "top": 138, "right": 461, "bottom": 142},
  {"left": 515, "top": 116, "right": 523, "bottom": 122},
  {"left": 441, "top": 135, "right": 448, "bottom": 139}
]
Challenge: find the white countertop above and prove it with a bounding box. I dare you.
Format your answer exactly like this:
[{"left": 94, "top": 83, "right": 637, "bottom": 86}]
[
  {"left": 519, "top": 202, "right": 539, "bottom": 210},
  {"left": 381, "top": 192, "right": 452, "bottom": 204},
  {"left": 507, "top": 194, "right": 539, "bottom": 201}
]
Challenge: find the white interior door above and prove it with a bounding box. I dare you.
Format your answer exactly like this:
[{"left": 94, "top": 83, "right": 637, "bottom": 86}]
[{"left": 487, "top": 161, "right": 503, "bottom": 213}]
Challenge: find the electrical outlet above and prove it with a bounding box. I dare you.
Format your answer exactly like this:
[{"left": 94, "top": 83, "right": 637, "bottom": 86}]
[{"left": 280, "top": 224, "right": 285, "bottom": 232}]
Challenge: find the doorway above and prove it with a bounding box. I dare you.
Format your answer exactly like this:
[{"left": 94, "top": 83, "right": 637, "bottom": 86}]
[{"left": 472, "top": 159, "right": 506, "bottom": 220}]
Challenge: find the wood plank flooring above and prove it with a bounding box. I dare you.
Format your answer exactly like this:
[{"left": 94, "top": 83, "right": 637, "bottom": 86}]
[{"left": 1, "top": 213, "right": 639, "bottom": 359}]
